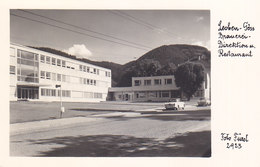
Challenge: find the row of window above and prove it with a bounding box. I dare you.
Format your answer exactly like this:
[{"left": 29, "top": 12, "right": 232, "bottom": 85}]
[
  {"left": 73, "top": 91, "right": 103, "bottom": 99},
  {"left": 40, "top": 71, "right": 65, "bottom": 82},
  {"left": 79, "top": 77, "right": 97, "bottom": 86},
  {"left": 41, "top": 89, "right": 71, "bottom": 97},
  {"left": 41, "top": 54, "right": 108, "bottom": 77},
  {"left": 135, "top": 90, "right": 180, "bottom": 99},
  {"left": 134, "top": 78, "right": 173, "bottom": 86},
  {"left": 11, "top": 47, "right": 111, "bottom": 78},
  {"left": 40, "top": 70, "right": 98, "bottom": 86},
  {"left": 40, "top": 55, "right": 73, "bottom": 68},
  {"left": 41, "top": 88, "right": 103, "bottom": 99},
  {"left": 79, "top": 65, "right": 100, "bottom": 75}
]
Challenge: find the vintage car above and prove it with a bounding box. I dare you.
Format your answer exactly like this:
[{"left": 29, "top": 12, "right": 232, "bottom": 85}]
[
  {"left": 197, "top": 97, "right": 211, "bottom": 106},
  {"left": 164, "top": 98, "right": 185, "bottom": 110}
]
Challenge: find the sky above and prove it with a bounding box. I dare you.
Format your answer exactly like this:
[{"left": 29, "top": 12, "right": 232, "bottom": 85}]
[{"left": 10, "top": 10, "right": 210, "bottom": 64}]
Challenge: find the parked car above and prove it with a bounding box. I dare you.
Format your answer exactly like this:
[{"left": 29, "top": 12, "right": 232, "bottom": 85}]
[
  {"left": 165, "top": 98, "right": 185, "bottom": 110},
  {"left": 197, "top": 97, "right": 211, "bottom": 106}
]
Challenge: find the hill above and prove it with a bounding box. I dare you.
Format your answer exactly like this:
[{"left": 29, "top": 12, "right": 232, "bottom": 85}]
[
  {"left": 117, "top": 44, "right": 210, "bottom": 86},
  {"left": 31, "top": 44, "right": 210, "bottom": 87}
]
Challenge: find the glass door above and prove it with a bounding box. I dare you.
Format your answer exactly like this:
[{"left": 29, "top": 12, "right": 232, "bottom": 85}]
[{"left": 17, "top": 87, "right": 39, "bottom": 100}]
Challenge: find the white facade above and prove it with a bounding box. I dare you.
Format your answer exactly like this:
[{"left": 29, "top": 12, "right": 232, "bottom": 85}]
[
  {"left": 108, "top": 73, "right": 211, "bottom": 102},
  {"left": 108, "top": 75, "right": 181, "bottom": 102},
  {"left": 9, "top": 43, "right": 112, "bottom": 102}
]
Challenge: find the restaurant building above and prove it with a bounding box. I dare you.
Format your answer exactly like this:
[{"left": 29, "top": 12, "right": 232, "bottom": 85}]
[{"left": 108, "top": 73, "right": 210, "bottom": 102}]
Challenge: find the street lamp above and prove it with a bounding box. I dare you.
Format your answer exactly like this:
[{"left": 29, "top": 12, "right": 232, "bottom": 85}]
[{"left": 56, "top": 84, "right": 64, "bottom": 118}]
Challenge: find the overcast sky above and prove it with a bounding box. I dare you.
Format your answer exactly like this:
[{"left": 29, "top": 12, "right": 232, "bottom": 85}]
[{"left": 10, "top": 10, "right": 210, "bottom": 64}]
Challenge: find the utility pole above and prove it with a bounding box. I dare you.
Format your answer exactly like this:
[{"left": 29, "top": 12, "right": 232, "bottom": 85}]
[{"left": 56, "top": 84, "right": 64, "bottom": 118}]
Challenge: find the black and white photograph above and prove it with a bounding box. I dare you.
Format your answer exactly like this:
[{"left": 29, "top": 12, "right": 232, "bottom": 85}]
[{"left": 9, "top": 10, "right": 211, "bottom": 157}]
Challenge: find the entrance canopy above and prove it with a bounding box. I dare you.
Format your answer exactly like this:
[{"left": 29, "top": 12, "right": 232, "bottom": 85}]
[{"left": 17, "top": 82, "right": 52, "bottom": 87}]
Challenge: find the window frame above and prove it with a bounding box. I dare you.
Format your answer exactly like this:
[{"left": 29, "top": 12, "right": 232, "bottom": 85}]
[
  {"left": 10, "top": 65, "right": 16, "bottom": 75},
  {"left": 46, "top": 56, "right": 51, "bottom": 64},
  {"left": 134, "top": 80, "right": 141, "bottom": 86},
  {"left": 154, "top": 79, "right": 162, "bottom": 85}
]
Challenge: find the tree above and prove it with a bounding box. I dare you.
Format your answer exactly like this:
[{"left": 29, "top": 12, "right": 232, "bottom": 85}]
[{"left": 174, "top": 63, "right": 205, "bottom": 100}]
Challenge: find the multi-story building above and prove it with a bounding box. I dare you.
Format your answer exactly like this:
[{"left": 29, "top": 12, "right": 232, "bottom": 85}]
[
  {"left": 108, "top": 74, "right": 210, "bottom": 102},
  {"left": 9, "top": 43, "right": 112, "bottom": 102}
]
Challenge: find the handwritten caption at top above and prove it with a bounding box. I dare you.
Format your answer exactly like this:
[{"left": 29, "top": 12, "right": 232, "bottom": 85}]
[{"left": 218, "top": 20, "right": 255, "bottom": 57}]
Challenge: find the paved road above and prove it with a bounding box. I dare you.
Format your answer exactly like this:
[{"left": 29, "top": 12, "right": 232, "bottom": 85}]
[
  {"left": 10, "top": 110, "right": 211, "bottom": 157},
  {"left": 10, "top": 101, "right": 209, "bottom": 123}
]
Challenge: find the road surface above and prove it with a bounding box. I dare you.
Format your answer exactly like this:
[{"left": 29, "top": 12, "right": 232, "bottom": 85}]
[{"left": 10, "top": 110, "right": 211, "bottom": 157}]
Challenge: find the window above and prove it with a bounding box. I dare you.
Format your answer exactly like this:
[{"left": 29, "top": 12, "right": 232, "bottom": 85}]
[
  {"left": 34, "top": 54, "right": 38, "bottom": 61},
  {"left": 10, "top": 65, "right": 15, "bottom": 75},
  {"left": 83, "top": 66, "right": 86, "bottom": 72},
  {"left": 93, "top": 68, "right": 96, "bottom": 74},
  {"left": 162, "top": 91, "right": 170, "bottom": 97},
  {"left": 97, "top": 69, "right": 99, "bottom": 75},
  {"left": 52, "top": 58, "right": 56, "bottom": 65},
  {"left": 17, "top": 50, "right": 39, "bottom": 83},
  {"left": 46, "top": 89, "right": 51, "bottom": 96},
  {"left": 57, "top": 59, "right": 61, "bottom": 66},
  {"left": 62, "top": 75, "right": 66, "bottom": 82},
  {"left": 134, "top": 80, "right": 141, "bottom": 86},
  {"left": 40, "top": 55, "right": 45, "bottom": 63},
  {"left": 87, "top": 67, "right": 90, "bottom": 72},
  {"left": 154, "top": 79, "right": 161, "bottom": 85},
  {"left": 17, "top": 67, "right": 20, "bottom": 75},
  {"left": 62, "top": 60, "right": 66, "bottom": 67},
  {"left": 20, "top": 50, "right": 35, "bottom": 60},
  {"left": 51, "top": 89, "right": 56, "bottom": 96},
  {"left": 52, "top": 73, "right": 56, "bottom": 81},
  {"left": 41, "top": 89, "right": 45, "bottom": 96},
  {"left": 19, "top": 59, "right": 35, "bottom": 66},
  {"left": 156, "top": 91, "right": 162, "bottom": 98},
  {"left": 46, "top": 72, "right": 51, "bottom": 80},
  {"left": 40, "top": 71, "right": 45, "bottom": 79},
  {"left": 79, "top": 65, "right": 83, "bottom": 71},
  {"left": 90, "top": 79, "right": 93, "bottom": 85},
  {"left": 87, "top": 79, "right": 90, "bottom": 85},
  {"left": 62, "top": 90, "right": 71, "bottom": 97},
  {"left": 57, "top": 74, "right": 61, "bottom": 81},
  {"left": 94, "top": 93, "right": 102, "bottom": 98},
  {"left": 144, "top": 80, "right": 151, "bottom": 86},
  {"left": 46, "top": 56, "right": 50, "bottom": 64},
  {"left": 106, "top": 71, "right": 111, "bottom": 77},
  {"left": 93, "top": 80, "right": 96, "bottom": 86},
  {"left": 165, "top": 78, "right": 172, "bottom": 85}
]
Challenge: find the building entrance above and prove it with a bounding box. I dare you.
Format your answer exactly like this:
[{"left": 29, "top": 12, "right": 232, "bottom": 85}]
[{"left": 17, "top": 86, "right": 39, "bottom": 100}]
